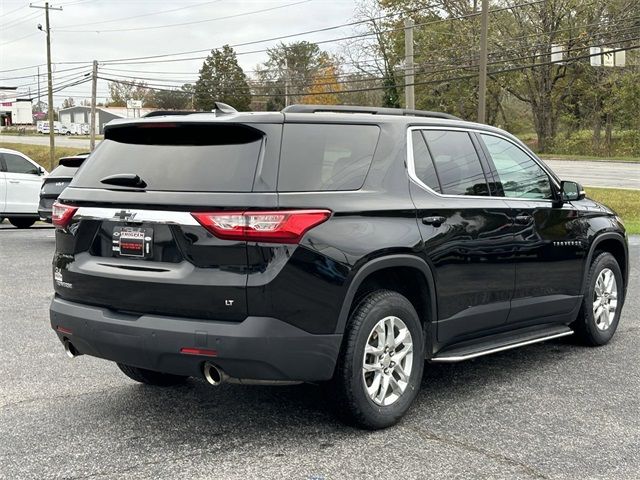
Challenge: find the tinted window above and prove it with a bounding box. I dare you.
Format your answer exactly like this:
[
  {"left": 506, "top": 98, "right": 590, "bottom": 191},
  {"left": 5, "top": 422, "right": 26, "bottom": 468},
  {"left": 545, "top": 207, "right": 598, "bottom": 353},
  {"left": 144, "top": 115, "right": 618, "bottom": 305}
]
[
  {"left": 278, "top": 124, "right": 379, "bottom": 191},
  {"left": 411, "top": 130, "right": 441, "bottom": 193},
  {"left": 4, "top": 153, "right": 39, "bottom": 174},
  {"left": 481, "top": 134, "right": 552, "bottom": 199},
  {"left": 423, "top": 130, "right": 489, "bottom": 196},
  {"left": 71, "top": 124, "right": 264, "bottom": 192},
  {"left": 49, "top": 165, "right": 78, "bottom": 178}
]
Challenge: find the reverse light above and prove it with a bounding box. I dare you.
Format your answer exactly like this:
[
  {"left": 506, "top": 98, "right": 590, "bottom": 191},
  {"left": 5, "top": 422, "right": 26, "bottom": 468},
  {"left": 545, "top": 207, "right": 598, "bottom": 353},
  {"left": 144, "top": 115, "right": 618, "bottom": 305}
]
[
  {"left": 192, "top": 210, "right": 331, "bottom": 244},
  {"left": 52, "top": 202, "right": 78, "bottom": 228}
]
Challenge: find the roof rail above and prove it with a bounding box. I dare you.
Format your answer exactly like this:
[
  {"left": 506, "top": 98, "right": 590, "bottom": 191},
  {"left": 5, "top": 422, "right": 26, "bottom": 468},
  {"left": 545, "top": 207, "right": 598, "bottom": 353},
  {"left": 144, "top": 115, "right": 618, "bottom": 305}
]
[{"left": 282, "top": 104, "right": 461, "bottom": 120}]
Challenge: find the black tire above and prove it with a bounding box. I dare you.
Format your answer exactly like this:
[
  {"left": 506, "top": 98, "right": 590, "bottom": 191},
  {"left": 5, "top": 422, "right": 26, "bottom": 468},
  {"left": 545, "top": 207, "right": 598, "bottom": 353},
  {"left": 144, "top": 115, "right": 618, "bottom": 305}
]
[
  {"left": 572, "top": 252, "right": 624, "bottom": 346},
  {"left": 117, "top": 363, "right": 188, "bottom": 386},
  {"left": 8, "top": 217, "right": 36, "bottom": 229},
  {"left": 331, "top": 290, "right": 425, "bottom": 430}
]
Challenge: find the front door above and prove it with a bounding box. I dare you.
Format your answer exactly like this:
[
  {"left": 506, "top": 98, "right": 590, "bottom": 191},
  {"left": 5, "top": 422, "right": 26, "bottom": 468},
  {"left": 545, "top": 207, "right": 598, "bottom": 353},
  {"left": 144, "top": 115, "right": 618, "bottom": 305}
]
[
  {"left": 476, "top": 133, "right": 587, "bottom": 325},
  {"left": 408, "top": 128, "right": 515, "bottom": 346},
  {"left": 2, "top": 152, "right": 43, "bottom": 214}
]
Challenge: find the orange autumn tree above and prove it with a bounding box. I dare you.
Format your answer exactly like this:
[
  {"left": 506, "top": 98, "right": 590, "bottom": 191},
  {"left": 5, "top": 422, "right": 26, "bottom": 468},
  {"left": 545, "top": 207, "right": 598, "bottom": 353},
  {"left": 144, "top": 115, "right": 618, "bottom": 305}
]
[{"left": 300, "top": 61, "right": 343, "bottom": 105}]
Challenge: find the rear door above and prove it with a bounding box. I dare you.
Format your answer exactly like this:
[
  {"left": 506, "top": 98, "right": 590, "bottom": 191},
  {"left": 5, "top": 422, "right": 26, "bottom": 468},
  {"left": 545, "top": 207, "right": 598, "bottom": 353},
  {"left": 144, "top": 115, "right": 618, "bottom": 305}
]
[
  {"left": 408, "top": 128, "right": 515, "bottom": 345},
  {"left": 2, "top": 152, "right": 43, "bottom": 214},
  {"left": 54, "top": 121, "right": 282, "bottom": 322}
]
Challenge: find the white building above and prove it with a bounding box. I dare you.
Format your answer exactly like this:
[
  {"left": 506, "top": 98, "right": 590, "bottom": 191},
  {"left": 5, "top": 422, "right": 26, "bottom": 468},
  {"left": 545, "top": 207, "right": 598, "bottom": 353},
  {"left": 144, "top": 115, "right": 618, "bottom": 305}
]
[
  {"left": 59, "top": 106, "right": 156, "bottom": 134},
  {"left": 0, "top": 87, "right": 33, "bottom": 126}
]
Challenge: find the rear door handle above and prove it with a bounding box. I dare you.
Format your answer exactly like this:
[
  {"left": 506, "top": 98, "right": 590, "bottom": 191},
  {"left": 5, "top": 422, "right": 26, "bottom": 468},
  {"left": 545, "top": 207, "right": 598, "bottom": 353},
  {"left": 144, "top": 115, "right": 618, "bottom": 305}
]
[
  {"left": 8, "top": 180, "right": 19, "bottom": 184},
  {"left": 514, "top": 214, "right": 533, "bottom": 225},
  {"left": 422, "top": 216, "right": 446, "bottom": 227}
]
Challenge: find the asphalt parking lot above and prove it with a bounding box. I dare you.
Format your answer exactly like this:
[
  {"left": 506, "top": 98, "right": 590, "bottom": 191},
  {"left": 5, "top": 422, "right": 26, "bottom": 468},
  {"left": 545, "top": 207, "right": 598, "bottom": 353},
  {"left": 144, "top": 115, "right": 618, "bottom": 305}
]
[{"left": 1, "top": 225, "right": 638, "bottom": 480}]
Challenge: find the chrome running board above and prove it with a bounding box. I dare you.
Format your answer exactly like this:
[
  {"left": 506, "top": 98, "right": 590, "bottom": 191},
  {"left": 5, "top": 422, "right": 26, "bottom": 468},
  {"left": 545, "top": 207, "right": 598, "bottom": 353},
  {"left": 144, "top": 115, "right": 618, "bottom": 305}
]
[{"left": 431, "top": 327, "right": 574, "bottom": 363}]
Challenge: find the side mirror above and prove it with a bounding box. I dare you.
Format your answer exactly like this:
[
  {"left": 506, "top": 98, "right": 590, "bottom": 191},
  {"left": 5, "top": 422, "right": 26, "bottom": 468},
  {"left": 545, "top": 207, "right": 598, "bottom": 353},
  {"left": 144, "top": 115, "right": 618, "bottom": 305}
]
[
  {"left": 561, "top": 180, "right": 585, "bottom": 202},
  {"left": 38, "top": 166, "right": 46, "bottom": 176}
]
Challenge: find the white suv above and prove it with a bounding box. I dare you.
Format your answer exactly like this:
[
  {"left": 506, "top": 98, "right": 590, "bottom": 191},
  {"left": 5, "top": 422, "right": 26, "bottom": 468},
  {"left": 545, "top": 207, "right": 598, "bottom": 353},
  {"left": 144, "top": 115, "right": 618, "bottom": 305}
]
[{"left": 0, "top": 148, "right": 48, "bottom": 228}]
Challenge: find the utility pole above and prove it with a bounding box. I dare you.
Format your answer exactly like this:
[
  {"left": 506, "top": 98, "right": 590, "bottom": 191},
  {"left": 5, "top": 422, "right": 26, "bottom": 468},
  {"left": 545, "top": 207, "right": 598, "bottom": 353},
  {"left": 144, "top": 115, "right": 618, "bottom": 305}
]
[
  {"left": 477, "top": 0, "right": 489, "bottom": 124},
  {"left": 30, "top": 2, "right": 62, "bottom": 171},
  {"left": 37, "top": 66, "right": 41, "bottom": 113},
  {"left": 404, "top": 18, "right": 415, "bottom": 110},
  {"left": 90, "top": 60, "right": 97, "bottom": 151}
]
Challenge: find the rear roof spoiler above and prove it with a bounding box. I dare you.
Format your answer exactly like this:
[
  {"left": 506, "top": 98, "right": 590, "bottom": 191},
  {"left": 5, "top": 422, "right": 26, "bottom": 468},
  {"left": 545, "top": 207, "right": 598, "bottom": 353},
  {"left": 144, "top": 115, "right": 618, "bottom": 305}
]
[{"left": 59, "top": 153, "right": 90, "bottom": 168}]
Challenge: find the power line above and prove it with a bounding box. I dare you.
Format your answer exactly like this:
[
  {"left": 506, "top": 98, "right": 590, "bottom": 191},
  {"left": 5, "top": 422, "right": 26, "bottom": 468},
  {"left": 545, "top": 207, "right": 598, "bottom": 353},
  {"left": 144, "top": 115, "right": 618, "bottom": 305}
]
[
  {"left": 93, "top": 0, "right": 545, "bottom": 67},
  {"left": 54, "top": 0, "right": 313, "bottom": 33},
  {"left": 93, "top": 26, "right": 640, "bottom": 94},
  {"left": 97, "top": 40, "right": 640, "bottom": 99},
  {"left": 58, "top": 1, "right": 451, "bottom": 65},
  {"left": 55, "top": 0, "right": 223, "bottom": 29},
  {"left": 0, "top": 10, "right": 41, "bottom": 31},
  {"left": 0, "top": 63, "right": 90, "bottom": 81}
]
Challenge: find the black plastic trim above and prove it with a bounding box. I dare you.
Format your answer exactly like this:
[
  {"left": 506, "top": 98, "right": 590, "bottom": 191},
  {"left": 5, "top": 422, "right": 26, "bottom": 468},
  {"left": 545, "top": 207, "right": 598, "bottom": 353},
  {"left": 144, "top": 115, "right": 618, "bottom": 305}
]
[
  {"left": 50, "top": 296, "right": 342, "bottom": 382},
  {"left": 335, "top": 254, "right": 437, "bottom": 336},
  {"left": 583, "top": 232, "right": 629, "bottom": 296}
]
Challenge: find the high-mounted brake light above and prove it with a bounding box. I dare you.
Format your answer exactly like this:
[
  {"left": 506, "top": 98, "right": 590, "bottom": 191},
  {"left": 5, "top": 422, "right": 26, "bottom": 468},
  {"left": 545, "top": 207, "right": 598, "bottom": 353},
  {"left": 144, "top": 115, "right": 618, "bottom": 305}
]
[
  {"left": 192, "top": 210, "right": 331, "bottom": 244},
  {"left": 52, "top": 202, "right": 78, "bottom": 228}
]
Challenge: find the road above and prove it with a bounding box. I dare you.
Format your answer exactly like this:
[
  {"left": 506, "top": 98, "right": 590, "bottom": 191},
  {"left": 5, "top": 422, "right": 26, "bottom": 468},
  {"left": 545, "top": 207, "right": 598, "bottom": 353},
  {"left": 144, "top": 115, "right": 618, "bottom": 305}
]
[
  {"left": 543, "top": 159, "right": 640, "bottom": 190},
  {"left": 1, "top": 225, "right": 639, "bottom": 479},
  {"left": 0, "top": 134, "right": 92, "bottom": 149}
]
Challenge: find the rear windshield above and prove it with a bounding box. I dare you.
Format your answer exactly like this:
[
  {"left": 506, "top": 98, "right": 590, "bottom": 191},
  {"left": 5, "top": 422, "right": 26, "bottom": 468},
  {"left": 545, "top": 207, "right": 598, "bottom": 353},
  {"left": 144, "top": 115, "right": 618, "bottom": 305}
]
[
  {"left": 49, "top": 165, "right": 78, "bottom": 178},
  {"left": 71, "top": 123, "right": 263, "bottom": 192},
  {"left": 278, "top": 123, "right": 380, "bottom": 191}
]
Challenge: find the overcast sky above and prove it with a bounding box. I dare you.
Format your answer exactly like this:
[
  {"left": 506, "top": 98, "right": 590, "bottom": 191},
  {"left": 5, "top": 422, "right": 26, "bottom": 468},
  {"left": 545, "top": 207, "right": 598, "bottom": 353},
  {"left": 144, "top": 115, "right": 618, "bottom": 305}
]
[{"left": 0, "top": 0, "right": 358, "bottom": 106}]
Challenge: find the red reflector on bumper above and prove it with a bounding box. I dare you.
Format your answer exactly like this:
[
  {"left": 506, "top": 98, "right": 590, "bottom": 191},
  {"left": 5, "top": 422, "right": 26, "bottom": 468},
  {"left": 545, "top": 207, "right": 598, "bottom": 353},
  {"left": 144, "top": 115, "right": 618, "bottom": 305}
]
[
  {"left": 180, "top": 347, "right": 218, "bottom": 357},
  {"left": 56, "top": 326, "right": 73, "bottom": 334}
]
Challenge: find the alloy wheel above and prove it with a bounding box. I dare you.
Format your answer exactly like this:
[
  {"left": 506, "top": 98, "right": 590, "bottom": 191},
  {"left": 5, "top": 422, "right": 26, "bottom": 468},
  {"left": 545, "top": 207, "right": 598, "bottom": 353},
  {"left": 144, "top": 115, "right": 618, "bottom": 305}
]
[
  {"left": 362, "top": 316, "right": 414, "bottom": 406},
  {"left": 593, "top": 267, "right": 618, "bottom": 331}
]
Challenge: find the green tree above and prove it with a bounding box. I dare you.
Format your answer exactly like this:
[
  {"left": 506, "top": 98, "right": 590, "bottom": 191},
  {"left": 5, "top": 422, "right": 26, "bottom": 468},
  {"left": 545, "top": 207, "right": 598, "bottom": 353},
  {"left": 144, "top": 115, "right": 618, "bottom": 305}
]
[
  {"left": 152, "top": 87, "right": 191, "bottom": 110},
  {"left": 255, "top": 41, "right": 328, "bottom": 110},
  {"left": 194, "top": 45, "right": 251, "bottom": 111},
  {"left": 107, "top": 79, "right": 152, "bottom": 107},
  {"left": 348, "top": 1, "right": 402, "bottom": 108}
]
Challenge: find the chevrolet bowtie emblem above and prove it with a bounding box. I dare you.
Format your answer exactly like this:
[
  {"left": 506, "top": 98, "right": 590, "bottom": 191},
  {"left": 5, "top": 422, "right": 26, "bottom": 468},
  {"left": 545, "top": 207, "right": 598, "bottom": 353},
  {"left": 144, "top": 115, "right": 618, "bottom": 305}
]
[{"left": 114, "top": 210, "right": 136, "bottom": 221}]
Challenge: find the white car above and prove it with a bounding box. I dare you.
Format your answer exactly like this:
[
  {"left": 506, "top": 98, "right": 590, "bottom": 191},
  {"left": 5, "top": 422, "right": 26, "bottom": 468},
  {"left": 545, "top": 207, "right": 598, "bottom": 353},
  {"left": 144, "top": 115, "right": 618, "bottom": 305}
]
[{"left": 0, "top": 148, "right": 48, "bottom": 228}]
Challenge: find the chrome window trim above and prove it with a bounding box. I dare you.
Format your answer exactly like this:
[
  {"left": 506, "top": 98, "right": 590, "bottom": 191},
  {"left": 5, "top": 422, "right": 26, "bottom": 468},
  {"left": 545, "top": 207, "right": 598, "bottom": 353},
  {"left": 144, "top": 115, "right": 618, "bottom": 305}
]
[
  {"left": 74, "top": 207, "right": 200, "bottom": 225},
  {"left": 406, "top": 125, "right": 559, "bottom": 203}
]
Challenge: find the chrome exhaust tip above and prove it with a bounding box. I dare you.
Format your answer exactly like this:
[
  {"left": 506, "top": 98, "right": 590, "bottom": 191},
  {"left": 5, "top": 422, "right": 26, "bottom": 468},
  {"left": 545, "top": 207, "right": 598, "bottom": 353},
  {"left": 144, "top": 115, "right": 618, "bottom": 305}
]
[
  {"left": 63, "top": 339, "right": 80, "bottom": 358},
  {"left": 203, "top": 362, "right": 224, "bottom": 386}
]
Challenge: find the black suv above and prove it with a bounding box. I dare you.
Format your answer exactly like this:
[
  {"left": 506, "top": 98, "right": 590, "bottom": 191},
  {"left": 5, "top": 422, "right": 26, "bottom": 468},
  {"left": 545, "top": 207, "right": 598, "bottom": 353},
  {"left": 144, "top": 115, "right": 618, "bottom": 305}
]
[
  {"left": 39, "top": 154, "right": 89, "bottom": 222},
  {"left": 50, "top": 104, "right": 628, "bottom": 429}
]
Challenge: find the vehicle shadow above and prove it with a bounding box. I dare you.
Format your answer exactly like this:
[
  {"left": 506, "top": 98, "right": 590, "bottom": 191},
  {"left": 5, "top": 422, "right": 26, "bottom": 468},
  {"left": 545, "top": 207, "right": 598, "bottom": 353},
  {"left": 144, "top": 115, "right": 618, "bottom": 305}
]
[{"left": 69, "top": 337, "right": 578, "bottom": 439}]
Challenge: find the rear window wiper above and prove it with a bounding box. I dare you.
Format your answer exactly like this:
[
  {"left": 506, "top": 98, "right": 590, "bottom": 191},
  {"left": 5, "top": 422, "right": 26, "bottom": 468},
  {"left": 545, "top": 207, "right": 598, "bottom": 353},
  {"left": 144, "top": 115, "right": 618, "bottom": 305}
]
[{"left": 100, "top": 173, "right": 147, "bottom": 189}]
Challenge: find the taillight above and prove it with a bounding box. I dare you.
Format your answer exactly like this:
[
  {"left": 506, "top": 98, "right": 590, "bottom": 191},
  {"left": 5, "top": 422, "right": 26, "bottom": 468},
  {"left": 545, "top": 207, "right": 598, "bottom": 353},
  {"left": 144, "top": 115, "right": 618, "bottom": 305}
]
[
  {"left": 192, "top": 210, "right": 331, "bottom": 244},
  {"left": 52, "top": 202, "right": 78, "bottom": 228}
]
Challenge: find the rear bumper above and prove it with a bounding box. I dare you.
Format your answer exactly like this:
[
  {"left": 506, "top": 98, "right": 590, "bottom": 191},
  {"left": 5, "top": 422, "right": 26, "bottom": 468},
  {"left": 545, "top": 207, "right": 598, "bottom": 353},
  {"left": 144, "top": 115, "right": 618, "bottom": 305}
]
[
  {"left": 50, "top": 296, "right": 342, "bottom": 382},
  {"left": 38, "top": 196, "right": 54, "bottom": 222}
]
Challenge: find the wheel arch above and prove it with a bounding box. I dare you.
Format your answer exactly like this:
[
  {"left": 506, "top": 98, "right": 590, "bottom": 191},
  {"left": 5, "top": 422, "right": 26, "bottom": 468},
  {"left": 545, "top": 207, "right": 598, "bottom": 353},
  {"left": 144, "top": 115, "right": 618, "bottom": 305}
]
[
  {"left": 335, "top": 255, "right": 437, "bottom": 344},
  {"left": 583, "top": 232, "right": 628, "bottom": 297}
]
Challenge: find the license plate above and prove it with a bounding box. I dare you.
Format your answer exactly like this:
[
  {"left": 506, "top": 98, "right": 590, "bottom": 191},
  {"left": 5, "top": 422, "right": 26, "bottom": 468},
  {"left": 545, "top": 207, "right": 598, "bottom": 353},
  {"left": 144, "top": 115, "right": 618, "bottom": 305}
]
[{"left": 112, "top": 226, "right": 153, "bottom": 258}]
